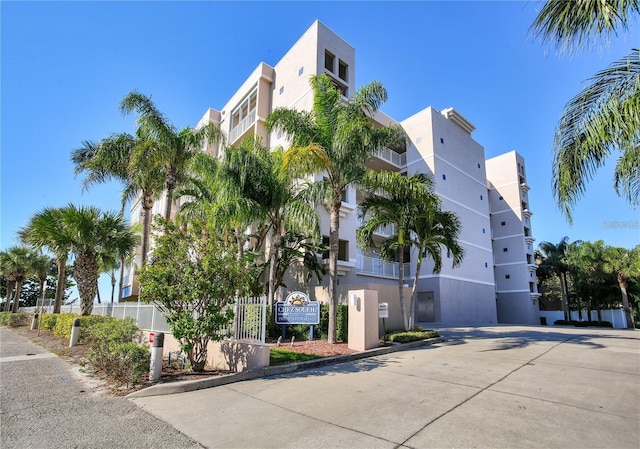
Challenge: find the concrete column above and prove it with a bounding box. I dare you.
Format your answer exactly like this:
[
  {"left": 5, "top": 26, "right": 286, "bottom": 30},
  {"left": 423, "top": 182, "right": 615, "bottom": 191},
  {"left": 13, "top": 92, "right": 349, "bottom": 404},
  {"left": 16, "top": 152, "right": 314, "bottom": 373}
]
[
  {"left": 347, "top": 289, "right": 379, "bottom": 351},
  {"left": 69, "top": 318, "right": 80, "bottom": 347},
  {"left": 149, "top": 332, "right": 165, "bottom": 382}
]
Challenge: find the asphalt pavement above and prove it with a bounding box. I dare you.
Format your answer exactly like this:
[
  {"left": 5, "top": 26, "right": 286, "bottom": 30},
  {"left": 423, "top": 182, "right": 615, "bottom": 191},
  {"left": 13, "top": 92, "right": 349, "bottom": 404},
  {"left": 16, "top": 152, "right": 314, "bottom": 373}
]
[
  {"left": 0, "top": 326, "right": 203, "bottom": 449},
  {"left": 131, "top": 324, "right": 640, "bottom": 449}
]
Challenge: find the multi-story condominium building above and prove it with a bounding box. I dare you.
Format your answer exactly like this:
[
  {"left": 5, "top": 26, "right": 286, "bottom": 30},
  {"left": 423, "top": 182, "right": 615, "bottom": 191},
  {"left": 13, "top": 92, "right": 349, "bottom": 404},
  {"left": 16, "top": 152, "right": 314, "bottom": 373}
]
[
  {"left": 486, "top": 151, "right": 541, "bottom": 324},
  {"left": 123, "top": 20, "right": 539, "bottom": 325}
]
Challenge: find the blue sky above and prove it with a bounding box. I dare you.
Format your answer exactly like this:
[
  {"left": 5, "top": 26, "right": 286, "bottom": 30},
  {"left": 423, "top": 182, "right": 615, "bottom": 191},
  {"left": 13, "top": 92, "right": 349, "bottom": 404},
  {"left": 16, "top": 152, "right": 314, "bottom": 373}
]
[{"left": 2, "top": 1, "right": 639, "bottom": 301}]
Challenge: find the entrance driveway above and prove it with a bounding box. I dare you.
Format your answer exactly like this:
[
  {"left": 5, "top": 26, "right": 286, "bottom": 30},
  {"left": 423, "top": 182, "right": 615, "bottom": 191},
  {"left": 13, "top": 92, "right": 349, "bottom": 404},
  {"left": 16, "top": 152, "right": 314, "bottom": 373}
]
[{"left": 131, "top": 325, "right": 640, "bottom": 449}]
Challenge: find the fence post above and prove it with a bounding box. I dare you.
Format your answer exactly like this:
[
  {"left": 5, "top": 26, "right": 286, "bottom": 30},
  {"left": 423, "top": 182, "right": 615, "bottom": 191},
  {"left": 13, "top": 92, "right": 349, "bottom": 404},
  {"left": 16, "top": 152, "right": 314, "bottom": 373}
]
[{"left": 260, "top": 296, "right": 267, "bottom": 345}]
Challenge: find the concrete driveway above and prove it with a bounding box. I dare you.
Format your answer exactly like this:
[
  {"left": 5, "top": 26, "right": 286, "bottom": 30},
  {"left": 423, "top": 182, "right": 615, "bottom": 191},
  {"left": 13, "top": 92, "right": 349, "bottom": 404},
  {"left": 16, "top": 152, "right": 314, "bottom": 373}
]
[{"left": 131, "top": 325, "right": 640, "bottom": 449}]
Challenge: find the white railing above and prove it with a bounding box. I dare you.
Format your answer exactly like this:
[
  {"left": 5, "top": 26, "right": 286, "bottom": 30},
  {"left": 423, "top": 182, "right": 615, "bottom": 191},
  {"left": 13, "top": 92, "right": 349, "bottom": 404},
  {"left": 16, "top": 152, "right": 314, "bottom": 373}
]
[
  {"left": 356, "top": 254, "right": 410, "bottom": 278},
  {"left": 374, "top": 147, "right": 406, "bottom": 167},
  {"left": 22, "top": 298, "right": 266, "bottom": 344},
  {"left": 357, "top": 216, "right": 396, "bottom": 237},
  {"left": 229, "top": 108, "right": 256, "bottom": 143},
  {"left": 234, "top": 296, "right": 267, "bottom": 345}
]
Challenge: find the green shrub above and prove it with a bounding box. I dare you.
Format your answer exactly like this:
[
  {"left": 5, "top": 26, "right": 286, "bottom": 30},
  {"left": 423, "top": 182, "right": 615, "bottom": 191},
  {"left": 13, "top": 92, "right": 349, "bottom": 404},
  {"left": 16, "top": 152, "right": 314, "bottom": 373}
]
[
  {"left": 318, "top": 304, "right": 348, "bottom": 341},
  {"left": 40, "top": 313, "right": 58, "bottom": 330},
  {"left": 0, "top": 312, "right": 31, "bottom": 327},
  {"left": 53, "top": 313, "right": 79, "bottom": 338},
  {"left": 84, "top": 317, "right": 147, "bottom": 387},
  {"left": 385, "top": 329, "right": 439, "bottom": 343}
]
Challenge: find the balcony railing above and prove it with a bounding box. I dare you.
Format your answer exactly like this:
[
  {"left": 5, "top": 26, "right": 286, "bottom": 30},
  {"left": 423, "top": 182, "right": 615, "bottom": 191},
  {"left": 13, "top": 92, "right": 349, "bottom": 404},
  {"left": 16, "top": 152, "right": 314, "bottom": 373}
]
[
  {"left": 373, "top": 147, "right": 406, "bottom": 167},
  {"left": 356, "top": 254, "right": 410, "bottom": 278},
  {"left": 229, "top": 108, "right": 256, "bottom": 143},
  {"left": 358, "top": 216, "right": 396, "bottom": 237}
]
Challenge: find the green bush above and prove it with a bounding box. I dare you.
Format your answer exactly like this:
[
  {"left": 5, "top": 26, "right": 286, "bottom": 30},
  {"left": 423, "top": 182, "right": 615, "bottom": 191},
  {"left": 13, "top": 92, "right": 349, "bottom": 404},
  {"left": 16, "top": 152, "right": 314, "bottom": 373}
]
[
  {"left": 385, "top": 329, "right": 439, "bottom": 343},
  {"left": 52, "top": 313, "right": 79, "bottom": 338},
  {"left": 318, "top": 304, "right": 348, "bottom": 341},
  {"left": 40, "top": 313, "right": 58, "bottom": 331},
  {"left": 0, "top": 312, "right": 31, "bottom": 327},
  {"left": 84, "top": 317, "right": 147, "bottom": 387}
]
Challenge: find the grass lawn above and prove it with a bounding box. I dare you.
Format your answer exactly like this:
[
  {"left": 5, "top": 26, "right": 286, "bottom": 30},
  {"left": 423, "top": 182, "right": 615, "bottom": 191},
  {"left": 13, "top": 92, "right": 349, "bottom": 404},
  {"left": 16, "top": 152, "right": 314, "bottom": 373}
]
[{"left": 269, "top": 348, "right": 323, "bottom": 366}]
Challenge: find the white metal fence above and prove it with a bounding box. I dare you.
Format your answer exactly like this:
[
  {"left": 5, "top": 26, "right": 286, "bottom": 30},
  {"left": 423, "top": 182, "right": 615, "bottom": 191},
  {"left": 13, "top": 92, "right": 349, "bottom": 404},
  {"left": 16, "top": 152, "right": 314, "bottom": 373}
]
[
  {"left": 539, "top": 309, "right": 628, "bottom": 329},
  {"left": 22, "top": 297, "right": 267, "bottom": 344}
]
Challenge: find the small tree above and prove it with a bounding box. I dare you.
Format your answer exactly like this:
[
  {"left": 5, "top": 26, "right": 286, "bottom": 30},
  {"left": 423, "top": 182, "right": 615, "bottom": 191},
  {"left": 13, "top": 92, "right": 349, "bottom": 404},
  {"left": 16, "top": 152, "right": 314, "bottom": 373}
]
[{"left": 139, "top": 218, "right": 259, "bottom": 372}]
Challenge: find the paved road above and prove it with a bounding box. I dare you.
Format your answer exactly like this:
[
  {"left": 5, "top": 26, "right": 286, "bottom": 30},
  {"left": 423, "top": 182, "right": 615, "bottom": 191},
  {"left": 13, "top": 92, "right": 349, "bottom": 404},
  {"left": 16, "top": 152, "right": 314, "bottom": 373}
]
[
  {"left": 132, "top": 325, "right": 640, "bottom": 449},
  {"left": 0, "top": 326, "right": 203, "bottom": 449}
]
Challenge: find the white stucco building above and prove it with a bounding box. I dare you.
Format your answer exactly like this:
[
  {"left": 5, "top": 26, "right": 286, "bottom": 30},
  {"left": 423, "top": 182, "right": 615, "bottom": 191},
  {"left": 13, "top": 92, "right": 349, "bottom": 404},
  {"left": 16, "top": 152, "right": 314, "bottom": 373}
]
[{"left": 123, "top": 20, "right": 540, "bottom": 325}]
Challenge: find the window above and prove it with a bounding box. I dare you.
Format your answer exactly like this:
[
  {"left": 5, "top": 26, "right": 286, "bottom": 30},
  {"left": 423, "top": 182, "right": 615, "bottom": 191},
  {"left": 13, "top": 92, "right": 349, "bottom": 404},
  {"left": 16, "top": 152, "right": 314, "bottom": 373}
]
[
  {"left": 324, "top": 50, "right": 335, "bottom": 72},
  {"left": 477, "top": 163, "right": 481, "bottom": 169},
  {"left": 503, "top": 248, "right": 508, "bottom": 252},
  {"left": 485, "top": 262, "right": 488, "bottom": 268},
  {"left": 499, "top": 196, "right": 503, "bottom": 201},
  {"left": 482, "top": 228, "right": 486, "bottom": 234},
  {"left": 298, "top": 66, "right": 304, "bottom": 76},
  {"left": 322, "top": 237, "right": 348, "bottom": 261},
  {"left": 480, "top": 195, "right": 483, "bottom": 200},
  {"left": 440, "top": 138, "right": 444, "bottom": 144},
  {"left": 446, "top": 250, "right": 451, "bottom": 258},
  {"left": 338, "top": 60, "right": 348, "bottom": 81},
  {"left": 501, "top": 221, "right": 506, "bottom": 226},
  {"left": 442, "top": 174, "right": 447, "bottom": 180},
  {"left": 505, "top": 274, "right": 510, "bottom": 279},
  {"left": 279, "top": 86, "right": 284, "bottom": 95}
]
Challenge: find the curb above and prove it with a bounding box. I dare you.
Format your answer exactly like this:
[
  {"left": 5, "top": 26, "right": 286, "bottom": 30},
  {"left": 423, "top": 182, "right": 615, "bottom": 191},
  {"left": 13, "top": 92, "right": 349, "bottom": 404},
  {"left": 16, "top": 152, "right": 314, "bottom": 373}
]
[{"left": 127, "top": 336, "right": 444, "bottom": 399}]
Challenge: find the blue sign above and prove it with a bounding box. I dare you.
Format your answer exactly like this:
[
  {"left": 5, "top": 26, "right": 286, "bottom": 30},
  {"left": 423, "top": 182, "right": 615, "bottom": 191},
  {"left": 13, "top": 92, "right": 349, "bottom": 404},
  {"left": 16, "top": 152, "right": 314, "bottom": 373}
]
[{"left": 275, "top": 291, "right": 320, "bottom": 325}]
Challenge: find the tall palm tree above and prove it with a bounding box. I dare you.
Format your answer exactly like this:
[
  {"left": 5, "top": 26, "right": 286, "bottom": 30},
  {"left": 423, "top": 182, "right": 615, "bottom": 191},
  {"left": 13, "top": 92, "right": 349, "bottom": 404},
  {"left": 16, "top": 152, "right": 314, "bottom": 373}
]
[
  {"left": 357, "top": 171, "right": 463, "bottom": 330},
  {"left": 538, "top": 237, "right": 573, "bottom": 320},
  {"left": 603, "top": 245, "right": 639, "bottom": 329},
  {"left": 120, "top": 90, "right": 223, "bottom": 221},
  {"left": 59, "top": 205, "right": 137, "bottom": 315},
  {"left": 266, "top": 74, "right": 405, "bottom": 343},
  {"left": 531, "top": 1, "right": 640, "bottom": 221},
  {"left": 0, "top": 246, "right": 34, "bottom": 313},
  {"left": 0, "top": 254, "right": 16, "bottom": 312},
  {"left": 72, "top": 131, "right": 165, "bottom": 266},
  {"left": 20, "top": 208, "right": 72, "bottom": 314}
]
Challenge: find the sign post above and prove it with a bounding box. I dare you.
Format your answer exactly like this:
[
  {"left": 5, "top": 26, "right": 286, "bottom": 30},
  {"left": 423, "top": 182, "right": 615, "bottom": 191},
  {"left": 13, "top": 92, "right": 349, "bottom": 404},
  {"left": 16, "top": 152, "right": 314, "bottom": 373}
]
[
  {"left": 379, "top": 302, "right": 389, "bottom": 337},
  {"left": 275, "top": 292, "right": 320, "bottom": 341}
]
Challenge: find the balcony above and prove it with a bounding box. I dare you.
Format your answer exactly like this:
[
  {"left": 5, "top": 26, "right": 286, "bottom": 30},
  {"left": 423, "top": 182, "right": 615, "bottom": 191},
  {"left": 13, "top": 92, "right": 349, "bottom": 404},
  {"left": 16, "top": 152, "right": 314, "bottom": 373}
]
[
  {"left": 527, "top": 263, "right": 538, "bottom": 272},
  {"left": 370, "top": 147, "right": 406, "bottom": 170},
  {"left": 357, "top": 216, "right": 396, "bottom": 238},
  {"left": 520, "top": 182, "right": 530, "bottom": 193},
  {"left": 522, "top": 208, "right": 533, "bottom": 219},
  {"left": 524, "top": 236, "right": 535, "bottom": 245},
  {"left": 324, "top": 201, "right": 355, "bottom": 218},
  {"left": 229, "top": 108, "right": 256, "bottom": 143},
  {"left": 356, "top": 254, "right": 410, "bottom": 278}
]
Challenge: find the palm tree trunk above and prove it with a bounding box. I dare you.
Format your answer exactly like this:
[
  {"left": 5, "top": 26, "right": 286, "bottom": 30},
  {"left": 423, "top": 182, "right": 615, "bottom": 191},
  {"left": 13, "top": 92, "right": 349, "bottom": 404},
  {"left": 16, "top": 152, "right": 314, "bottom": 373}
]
[
  {"left": 110, "top": 269, "right": 116, "bottom": 303},
  {"left": 141, "top": 198, "right": 154, "bottom": 266},
  {"left": 267, "top": 234, "right": 280, "bottom": 308},
  {"left": 12, "top": 278, "right": 24, "bottom": 313},
  {"left": 75, "top": 252, "right": 99, "bottom": 316},
  {"left": 328, "top": 205, "right": 340, "bottom": 344},
  {"left": 118, "top": 256, "right": 125, "bottom": 303},
  {"left": 4, "top": 281, "right": 15, "bottom": 312},
  {"left": 618, "top": 276, "right": 635, "bottom": 329},
  {"left": 164, "top": 174, "right": 177, "bottom": 221},
  {"left": 397, "top": 244, "right": 408, "bottom": 331},
  {"left": 409, "top": 253, "right": 423, "bottom": 331},
  {"left": 54, "top": 258, "right": 67, "bottom": 314},
  {"left": 560, "top": 272, "right": 569, "bottom": 320}
]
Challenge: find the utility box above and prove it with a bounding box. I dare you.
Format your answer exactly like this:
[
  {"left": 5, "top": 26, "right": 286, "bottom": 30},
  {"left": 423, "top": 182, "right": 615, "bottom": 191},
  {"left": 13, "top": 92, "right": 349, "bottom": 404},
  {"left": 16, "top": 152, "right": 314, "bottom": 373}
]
[{"left": 348, "top": 289, "right": 379, "bottom": 351}]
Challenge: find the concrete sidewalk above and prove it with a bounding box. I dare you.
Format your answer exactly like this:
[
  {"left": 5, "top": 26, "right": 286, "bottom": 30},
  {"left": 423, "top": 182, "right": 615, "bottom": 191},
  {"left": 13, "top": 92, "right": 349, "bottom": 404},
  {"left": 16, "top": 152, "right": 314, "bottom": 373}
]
[
  {"left": 131, "top": 325, "right": 640, "bottom": 449},
  {"left": 0, "top": 326, "right": 203, "bottom": 449}
]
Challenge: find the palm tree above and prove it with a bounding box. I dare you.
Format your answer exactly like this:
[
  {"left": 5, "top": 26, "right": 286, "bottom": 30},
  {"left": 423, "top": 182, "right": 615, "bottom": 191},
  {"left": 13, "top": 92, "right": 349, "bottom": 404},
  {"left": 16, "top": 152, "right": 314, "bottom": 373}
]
[
  {"left": 0, "top": 254, "right": 16, "bottom": 312},
  {"left": 538, "top": 237, "right": 573, "bottom": 320},
  {"left": 120, "top": 90, "right": 223, "bottom": 221},
  {"left": 72, "top": 131, "right": 165, "bottom": 266},
  {"left": 603, "top": 245, "right": 639, "bottom": 329},
  {"left": 409, "top": 202, "right": 464, "bottom": 330},
  {"left": 59, "top": 205, "right": 137, "bottom": 315},
  {"left": 531, "top": 1, "right": 640, "bottom": 221},
  {"left": 266, "top": 74, "right": 405, "bottom": 343},
  {"left": 0, "top": 246, "right": 34, "bottom": 313},
  {"left": 19, "top": 208, "right": 72, "bottom": 314},
  {"left": 178, "top": 138, "right": 321, "bottom": 306},
  {"left": 30, "top": 253, "right": 56, "bottom": 308},
  {"left": 357, "top": 171, "right": 463, "bottom": 330}
]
